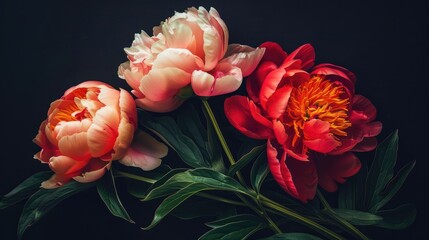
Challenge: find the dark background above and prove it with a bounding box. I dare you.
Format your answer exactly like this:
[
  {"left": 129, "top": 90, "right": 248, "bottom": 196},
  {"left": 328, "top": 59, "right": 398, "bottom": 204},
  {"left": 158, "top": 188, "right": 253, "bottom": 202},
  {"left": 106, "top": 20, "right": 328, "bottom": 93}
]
[{"left": 1, "top": 0, "right": 427, "bottom": 239}]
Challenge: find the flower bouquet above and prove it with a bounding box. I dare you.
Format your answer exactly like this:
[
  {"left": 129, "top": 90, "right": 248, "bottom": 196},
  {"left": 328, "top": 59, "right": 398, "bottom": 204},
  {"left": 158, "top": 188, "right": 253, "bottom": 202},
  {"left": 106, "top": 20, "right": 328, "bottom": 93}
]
[{"left": 1, "top": 5, "right": 417, "bottom": 240}]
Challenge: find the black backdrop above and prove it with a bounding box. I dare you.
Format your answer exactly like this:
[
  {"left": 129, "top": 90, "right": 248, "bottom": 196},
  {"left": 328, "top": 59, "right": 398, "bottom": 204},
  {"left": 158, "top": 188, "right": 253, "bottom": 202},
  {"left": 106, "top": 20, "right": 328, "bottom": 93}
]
[{"left": 1, "top": 0, "right": 427, "bottom": 239}]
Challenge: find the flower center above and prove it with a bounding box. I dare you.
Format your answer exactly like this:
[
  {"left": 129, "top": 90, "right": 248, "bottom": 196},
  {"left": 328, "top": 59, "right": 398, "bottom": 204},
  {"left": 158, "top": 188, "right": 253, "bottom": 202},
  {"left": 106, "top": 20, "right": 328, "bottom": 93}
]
[{"left": 284, "top": 75, "right": 351, "bottom": 146}]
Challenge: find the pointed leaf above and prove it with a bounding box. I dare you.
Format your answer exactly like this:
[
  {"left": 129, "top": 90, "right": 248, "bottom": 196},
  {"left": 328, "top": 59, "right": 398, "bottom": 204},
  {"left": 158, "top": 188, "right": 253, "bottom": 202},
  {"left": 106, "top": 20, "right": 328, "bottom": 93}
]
[
  {"left": 229, "top": 144, "right": 265, "bottom": 176},
  {"left": 143, "top": 168, "right": 189, "bottom": 201},
  {"left": 338, "top": 159, "right": 367, "bottom": 210},
  {"left": 139, "top": 109, "right": 208, "bottom": 168},
  {"left": 250, "top": 152, "right": 269, "bottom": 193},
  {"left": 201, "top": 214, "right": 265, "bottom": 240},
  {"left": 143, "top": 183, "right": 214, "bottom": 230},
  {"left": 177, "top": 102, "right": 210, "bottom": 161},
  {"left": 375, "top": 203, "right": 416, "bottom": 229},
  {"left": 97, "top": 169, "right": 134, "bottom": 223},
  {"left": 370, "top": 160, "right": 416, "bottom": 212},
  {"left": 172, "top": 195, "right": 232, "bottom": 220},
  {"left": 365, "top": 130, "right": 399, "bottom": 211},
  {"left": 0, "top": 171, "right": 51, "bottom": 210},
  {"left": 259, "top": 233, "right": 323, "bottom": 240},
  {"left": 17, "top": 181, "right": 95, "bottom": 239},
  {"left": 333, "top": 209, "right": 382, "bottom": 226}
]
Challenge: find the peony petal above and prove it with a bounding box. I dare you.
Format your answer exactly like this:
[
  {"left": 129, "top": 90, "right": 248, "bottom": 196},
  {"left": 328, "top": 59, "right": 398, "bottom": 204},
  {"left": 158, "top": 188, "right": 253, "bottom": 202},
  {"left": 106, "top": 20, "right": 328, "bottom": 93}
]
[
  {"left": 192, "top": 63, "right": 242, "bottom": 96},
  {"left": 73, "top": 159, "right": 111, "bottom": 183},
  {"left": 33, "top": 120, "right": 57, "bottom": 163},
  {"left": 123, "top": 68, "right": 144, "bottom": 93},
  {"left": 209, "top": 7, "right": 228, "bottom": 56},
  {"left": 273, "top": 120, "right": 287, "bottom": 145},
  {"left": 97, "top": 87, "right": 120, "bottom": 109},
  {"left": 221, "top": 45, "right": 265, "bottom": 76},
  {"left": 259, "top": 42, "right": 288, "bottom": 66},
  {"left": 246, "top": 61, "right": 278, "bottom": 104},
  {"left": 139, "top": 67, "right": 191, "bottom": 102},
  {"left": 315, "top": 152, "right": 361, "bottom": 192},
  {"left": 248, "top": 100, "right": 272, "bottom": 129},
  {"left": 224, "top": 96, "right": 273, "bottom": 139},
  {"left": 311, "top": 64, "right": 356, "bottom": 98},
  {"left": 283, "top": 44, "right": 315, "bottom": 71},
  {"left": 267, "top": 140, "right": 318, "bottom": 203},
  {"left": 41, "top": 174, "right": 69, "bottom": 189},
  {"left": 303, "top": 119, "right": 340, "bottom": 153},
  {"left": 87, "top": 106, "right": 119, "bottom": 157},
  {"left": 259, "top": 68, "right": 286, "bottom": 110},
  {"left": 266, "top": 85, "right": 292, "bottom": 119},
  {"left": 120, "top": 131, "right": 168, "bottom": 171},
  {"left": 349, "top": 95, "right": 377, "bottom": 123},
  {"left": 135, "top": 97, "right": 184, "bottom": 113},
  {"left": 49, "top": 155, "right": 88, "bottom": 176},
  {"left": 119, "top": 89, "right": 137, "bottom": 127},
  {"left": 63, "top": 81, "right": 111, "bottom": 97},
  {"left": 152, "top": 48, "right": 203, "bottom": 73},
  {"left": 57, "top": 132, "right": 91, "bottom": 161},
  {"left": 105, "top": 119, "right": 135, "bottom": 161}
]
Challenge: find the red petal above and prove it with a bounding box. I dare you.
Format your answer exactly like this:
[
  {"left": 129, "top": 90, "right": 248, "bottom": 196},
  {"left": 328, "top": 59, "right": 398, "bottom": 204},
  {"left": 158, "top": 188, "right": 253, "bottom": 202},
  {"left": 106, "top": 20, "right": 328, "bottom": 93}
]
[
  {"left": 303, "top": 119, "right": 340, "bottom": 153},
  {"left": 273, "top": 120, "right": 287, "bottom": 145},
  {"left": 246, "top": 61, "right": 278, "bottom": 103},
  {"left": 266, "top": 85, "right": 292, "bottom": 119},
  {"left": 283, "top": 44, "right": 315, "bottom": 71},
  {"left": 224, "top": 96, "right": 273, "bottom": 139},
  {"left": 349, "top": 95, "right": 377, "bottom": 123},
  {"left": 315, "top": 152, "right": 361, "bottom": 192},
  {"left": 259, "top": 42, "right": 288, "bottom": 66},
  {"left": 259, "top": 68, "right": 286, "bottom": 110},
  {"left": 267, "top": 140, "right": 318, "bottom": 203},
  {"left": 311, "top": 64, "right": 356, "bottom": 99}
]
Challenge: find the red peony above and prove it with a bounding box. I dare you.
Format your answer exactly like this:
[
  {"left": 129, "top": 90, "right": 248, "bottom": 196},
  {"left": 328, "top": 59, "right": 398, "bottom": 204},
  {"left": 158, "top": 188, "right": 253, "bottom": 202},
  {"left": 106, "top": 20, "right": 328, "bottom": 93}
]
[{"left": 224, "top": 42, "right": 382, "bottom": 202}]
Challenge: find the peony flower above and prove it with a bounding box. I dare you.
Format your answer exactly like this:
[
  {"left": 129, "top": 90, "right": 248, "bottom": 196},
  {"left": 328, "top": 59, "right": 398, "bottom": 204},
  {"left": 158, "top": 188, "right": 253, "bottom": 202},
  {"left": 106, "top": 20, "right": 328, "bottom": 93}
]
[
  {"left": 34, "top": 81, "right": 168, "bottom": 188},
  {"left": 224, "top": 42, "right": 382, "bottom": 202},
  {"left": 118, "top": 6, "right": 265, "bottom": 112}
]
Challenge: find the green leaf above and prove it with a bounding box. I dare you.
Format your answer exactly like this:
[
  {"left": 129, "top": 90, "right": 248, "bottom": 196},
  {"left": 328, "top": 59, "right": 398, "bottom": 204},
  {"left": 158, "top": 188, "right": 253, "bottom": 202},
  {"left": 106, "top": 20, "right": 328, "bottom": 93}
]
[
  {"left": 250, "top": 152, "right": 269, "bottom": 193},
  {"left": 204, "top": 106, "right": 226, "bottom": 173},
  {"left": 97, "top": 170, "right": 133, "bottom": 223},
  {"left": 365, "top": 130, "right": 399, "bottom": 211},
  {"left": 200, "top": 214, "right": 265, "bottom": 240},
  {"left": 139, "top": 110, "right": 208, "bottom": 168},
  {"left": 375, "top": 203, "right": 416, "bottom": 229},
  {"left": 370, "top": 160, "right": 416, "bottom": 212},
  {"left": 333, "top": 209, "right": 382, "bottom": 226},
  {"left": 0, "top": 171, "right": 51, "bottom": 210},
  {"left": 17, "top": 181, "right": 95, "bottom": 239},
  {"left": 171, "top": 195, "right": 230, "bottom": 220},
  {"left": 338, "top": 159, "right": 367, "bottom": 210},
  {"left": 177, "top": 102, "right": 210, "bottom": 161},
  {"left": 143, "top": 168, "right": 189, "bottom": 201},
  {"left": 229, "top": 144, "right": 265, "bottom": 176},
  {"left": 259, "top": 233, "right": 323, "bottom": 240},
  {"left": 143, "top": 183, "right": 214, "bottom": 230}
]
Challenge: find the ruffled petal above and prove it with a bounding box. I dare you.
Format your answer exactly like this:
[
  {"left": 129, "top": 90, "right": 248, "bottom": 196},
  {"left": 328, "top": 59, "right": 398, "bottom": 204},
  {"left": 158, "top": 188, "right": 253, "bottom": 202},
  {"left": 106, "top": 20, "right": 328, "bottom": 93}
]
[
  {"left": 259, "top": 68, "right": 286, "bottom": 110},
  {"left": 221, "top": 45, "right": 265, "bottom": 76},
  {"left": 349, "top": 95, "right": 377, "bottom": 123},
  {"left": 119, "top": 89, "right": 137, "bottom": 127},
  {"left": 246, "top": 61, "right": 278, "bottom": 103},
  {"left": 57, "top": 132, "right": 91, "bottom": 161},
  {"left": 315, "top": 152, "right": 361, "bottom": 192},
  {"left": 259, "top": 42, "right": 288, "bottom": 66},
  {"left": 122, "top": 68, "right": 144, "bottom": 93},
  {"left": 139, "top": 67, "right": 191, "bottom": 102},
  {"left": 120, "top": 131, "right": 167, "bottom": 170},
  {"left": 283, "top": 44, "right": 315, "bottom": 71},
  {"left": 303, "top": 119, "right": 340, "bottom": 153},
  {"left": 73, "top": 159, "right": 111, "bottom": 183},
  {"left": 152, "top": 48, "right": 202, "bottom": 72},
  {"left": 224, "top": 96, "right": 273, "bottom": 139},
  {"left": 192, "top": 63, "right": 242, "bottom": 96},
  {"left": 49, "top": 155, "right": 88, "bottom": 176}
]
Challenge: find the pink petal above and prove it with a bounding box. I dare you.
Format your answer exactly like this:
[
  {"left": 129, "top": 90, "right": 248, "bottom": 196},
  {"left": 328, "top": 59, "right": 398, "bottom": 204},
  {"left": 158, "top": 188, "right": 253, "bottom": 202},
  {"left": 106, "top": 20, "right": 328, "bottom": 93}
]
[
  {"left": 122, "top": 68, "right": 144, "bottom": 93},
  {"left": 119, "top": 89, "right": 137, "bottom": 127},
  {"left": 41, "top": 174, "right": 69, "bottom": 189},
  {"left": 33, "top": 120, "right": 57, "bottom": 163},
  {"left": 315, "top": 152, "right": 361, "bottom": 192},
  {"left": 87, "top": 106, "right": 119, "bottom": 157},
  {"left": 57, "top": 132, "right": 91, "bottom": 161},
  {"left": 209, "top": 7, "right": 228, "bottom": 56},
  {"left": 49, "top": 155, "right": 88, "bottom": 176},
  {"left": 63, "top": 81, "right": 112, "bottom": 97},
  {"left": 303, "top": 119, "right": 340, "bottom": 153},
  {"left": 120, "top": 131, "right": 168, "bottom": 170},
  {"left": 224, "top": 96, "right": 273, "bottom": 139},
  {"left": 192, "top": 63, "right": 242, "bottom": 96},
  {"left": 266, "top": 85, "right": 292, "bottom": 119},
  {"left": 104, "top": 119, "right": 135, "bottom": 161},
  {"left": 135, "top": 97, "right": 184, "bottom": 113},
  {"left": 97, "top": 87, "right": 120, "bottom": 109},
  {"left": 73, "top": 159, "right": 111, "bottom": 183},
  {"left": 221, "top": 45, "right": 265, "bottom": 76},
  {"left": 152, "top": 48, "right": 203, "bottom": 72},
  {"left": 139, "top": 67, "right": 191, "bottom": 102}
]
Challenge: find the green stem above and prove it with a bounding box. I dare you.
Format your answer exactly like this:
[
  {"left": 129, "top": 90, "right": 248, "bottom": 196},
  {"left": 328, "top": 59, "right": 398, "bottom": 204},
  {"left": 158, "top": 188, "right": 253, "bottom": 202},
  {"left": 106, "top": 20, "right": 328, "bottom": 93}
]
[
  {"left": 317, "top": 190, "right": 369, "bottom": 240},
  {"left": 114, "top": 170, "right": 156, "bottom": 184},
  {"left": 195, "top": 192, "right": 246, "bottom": 207},
  {"left": 201, "top": 99, "right": 246, "bottom": 185},
  {"left": 260, "top": 195, "right": 345, "bottom": 240}
]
